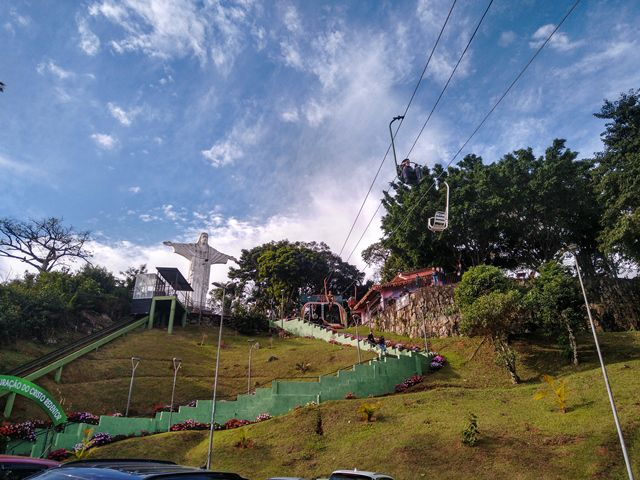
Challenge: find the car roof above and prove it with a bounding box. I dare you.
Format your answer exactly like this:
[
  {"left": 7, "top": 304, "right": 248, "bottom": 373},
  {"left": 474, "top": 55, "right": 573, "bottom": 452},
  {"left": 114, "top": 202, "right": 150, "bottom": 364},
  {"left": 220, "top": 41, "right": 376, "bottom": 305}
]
[
  {"left": 38, "top": 459, "right": 247, "bottom": 479},
  {"left": 0, "top": 454, "right": 60, "bottom": 467},
  {"left": 330, "top": 471, "right": 394, "bottom": 479}
]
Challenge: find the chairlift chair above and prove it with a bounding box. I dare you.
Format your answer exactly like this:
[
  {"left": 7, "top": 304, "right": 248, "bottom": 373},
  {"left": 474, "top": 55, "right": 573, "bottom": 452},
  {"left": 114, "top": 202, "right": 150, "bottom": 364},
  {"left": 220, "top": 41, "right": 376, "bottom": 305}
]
[{"left": 428, "top": 181, "right": 449, "bottom": 232}]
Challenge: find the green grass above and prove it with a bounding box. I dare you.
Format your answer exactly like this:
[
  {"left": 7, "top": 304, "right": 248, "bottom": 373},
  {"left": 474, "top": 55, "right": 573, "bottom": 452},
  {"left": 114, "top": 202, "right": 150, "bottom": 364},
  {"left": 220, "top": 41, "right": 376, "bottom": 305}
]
[
  {"left": 88, "top": 331, "right": 640, "bottom": 480},
  {"left": 1, "top": 325, "right": 375, "bottom": 420}
]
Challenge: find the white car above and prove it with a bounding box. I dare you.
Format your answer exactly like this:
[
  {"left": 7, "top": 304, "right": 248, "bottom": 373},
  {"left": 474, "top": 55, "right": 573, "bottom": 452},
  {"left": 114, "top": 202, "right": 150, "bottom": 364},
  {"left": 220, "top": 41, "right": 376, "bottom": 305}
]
[{"left": 329, "top": 470, "right": 394, "bottom": 480}]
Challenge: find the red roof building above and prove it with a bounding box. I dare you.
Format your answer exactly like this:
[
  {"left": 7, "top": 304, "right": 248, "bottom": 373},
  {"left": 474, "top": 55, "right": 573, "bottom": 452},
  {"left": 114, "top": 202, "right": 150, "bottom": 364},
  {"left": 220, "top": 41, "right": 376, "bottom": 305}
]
[{"left": 350, "top": 267, "right": 442, "bottom": 325}]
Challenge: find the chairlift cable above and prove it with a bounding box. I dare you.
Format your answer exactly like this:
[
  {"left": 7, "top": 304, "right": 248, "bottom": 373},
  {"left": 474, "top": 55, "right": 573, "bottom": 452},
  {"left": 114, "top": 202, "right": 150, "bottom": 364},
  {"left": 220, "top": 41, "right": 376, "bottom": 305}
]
[
  {"left": 405, "top": 0, "right": 494, "bottom": 159},
  {"left": 391, "top": 0, "right": 582, "bottom": 239},
  {"left": 339, "top": 0, "right": 582, "bottom": 292},
  {"left": 335, "top": 0, "right": 458, "bottom": 261}
]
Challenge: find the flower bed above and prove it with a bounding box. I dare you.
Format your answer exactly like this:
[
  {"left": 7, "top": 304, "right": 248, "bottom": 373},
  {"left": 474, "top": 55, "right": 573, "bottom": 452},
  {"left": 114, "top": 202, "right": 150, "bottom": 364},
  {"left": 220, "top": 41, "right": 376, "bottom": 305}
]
[
  {"left": 255, "top": 413, "right": 272, "bottom": 422},
  {"left": 430, "top": 354, "right": 446, "bottom": 370},
  {"left": 0, "top": 421, "right": 37, "bottom": 442},
  {"left": 169, "top": 419, "right": 210, "bottom": 431},
  {"left": 394, "top": 374, "right": 425, "bottom": 393},
  {"left": 68, "top": 411, "right": 100, "bottom": 425}
]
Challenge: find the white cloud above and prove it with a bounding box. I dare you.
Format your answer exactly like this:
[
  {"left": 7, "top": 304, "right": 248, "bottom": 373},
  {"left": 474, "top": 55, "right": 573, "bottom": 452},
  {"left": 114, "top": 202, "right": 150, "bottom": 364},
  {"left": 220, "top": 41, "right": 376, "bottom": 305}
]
[
  {"left": 107, "top": 102, "right": 140, "bottom": 126},
  {"left": 87, "top": 0, "right": 257, "bottom": 72},
  {"left": 529, "top": 24, "right": 583, "bottom": 52},
  {"left": 91, "top": 133, "right": 118, "bottom": 150},
  {"left": 281, "top": 108, "right": 299, "bottom": 123},
  {"left": 128, "top": 186, "right": 141, "bottom": 194},
  {"left": 202, "top": 118, "right": 264, "bottom": 168},
  {"left": 280, "top": 40, "right": 304, "bottom": 69},
  {"left": 498, "top": 30, "right": 516, "bottom": 47},
  {"left": 77, "top": 16, "right": 100, "bottom": 55},
  {"left": 201, "top": 140, "right": 242, "bottom": 168},
  {"left": 283, "top": 5, "right": 302, "bottom": 33},
  {"left": 0, "top": 154, "right": 40, "bottom": 177},
  {"left": 36, "top": 60, "right": 74, "bottom": 80}
]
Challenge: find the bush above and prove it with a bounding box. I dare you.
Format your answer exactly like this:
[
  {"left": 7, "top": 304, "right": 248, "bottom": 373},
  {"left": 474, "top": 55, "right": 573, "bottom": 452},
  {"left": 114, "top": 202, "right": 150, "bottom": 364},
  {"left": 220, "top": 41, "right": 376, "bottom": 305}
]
[
  {"left": 462, "top": 413, "right": 479, "bottom": 446},
  {"left": 358, "top": 402, "right": 381, "bottom": 422},
  {"left": 67, "top": 411, "right": 99, "bottom": 425},
  {"left": 394, "top": 375, "right": 425, "bottom": 393},
  {"left": 47, "top": 448, "right": 71, "bottom": 461},
  {"left": 169, "top": 419, "right": 210, "bottom": 431}
]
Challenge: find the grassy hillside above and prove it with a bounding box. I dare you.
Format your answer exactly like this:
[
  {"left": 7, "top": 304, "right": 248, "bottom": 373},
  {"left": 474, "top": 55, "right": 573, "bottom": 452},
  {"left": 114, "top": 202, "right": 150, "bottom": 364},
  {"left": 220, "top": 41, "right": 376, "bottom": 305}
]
[
  {"left": 2, "top": 325, "right": 375, "bottom": 420},
  {"left": 89, "top": 331, "right": 640, "bottom": 479}
]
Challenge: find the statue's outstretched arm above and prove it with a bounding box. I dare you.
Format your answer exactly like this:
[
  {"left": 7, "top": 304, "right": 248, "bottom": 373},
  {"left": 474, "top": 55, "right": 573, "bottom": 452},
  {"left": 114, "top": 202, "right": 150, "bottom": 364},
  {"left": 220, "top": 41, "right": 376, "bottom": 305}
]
[
  {"left": 164, "top": 241, "right": 196, "bottom": 260},
  {"left": 207, "top": 246, "right": 238, "bottom": 264}
]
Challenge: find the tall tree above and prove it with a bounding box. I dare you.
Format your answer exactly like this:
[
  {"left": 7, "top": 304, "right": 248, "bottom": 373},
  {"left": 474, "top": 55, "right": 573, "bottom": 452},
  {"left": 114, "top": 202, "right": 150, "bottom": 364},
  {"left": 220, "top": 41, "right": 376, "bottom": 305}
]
[
  {"left": 0, "top": 217, "right": 92, "bottom": 272},
  {"left": 228, "top": 240, "right": 363, "bottom": 313},
  {"left": 593, "top": 89, "right": 640, "bottom": 264}
]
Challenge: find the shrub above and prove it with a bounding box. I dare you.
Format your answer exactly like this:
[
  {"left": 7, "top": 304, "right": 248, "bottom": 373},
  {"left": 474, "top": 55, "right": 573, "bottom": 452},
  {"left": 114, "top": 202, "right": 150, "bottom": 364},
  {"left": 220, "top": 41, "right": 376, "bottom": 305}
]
[
  {"left": 534, "top": 374, "right": 568, "bottom": 413},
  {"left": 234, "top": 431, "right": 254, "bottom": 449},
  {"left": 67, "top": 411, "right": 99, "bottom": 425},
  {"left": 47, "top": 448, "right": 71, "bottom": 461},
  {"left": 394, "top": 375, "right": 425, "bottom": 393},
  {"left": 295, "top": 362, "right": 311, "bottom": 373},
  {"left": 462, "top": 413, "right": 479, "bottom": 446},
  {"left": 224, "top": 418, "right": 251, "bottom": 430},
  {"left": 0, "top": 421, "right": 37, "bottom": 442},
  {"left": 169, "top": 419, "right": 210, "bottom": 432},
  {"left": 255, "top": 413, "right": 272, "bottom": 422},
  {"left": 89, "top": 432, "right": 113, "bottom": 447},
  {"left": 358, "top": 402, "right": 381, "bottom": 422}
]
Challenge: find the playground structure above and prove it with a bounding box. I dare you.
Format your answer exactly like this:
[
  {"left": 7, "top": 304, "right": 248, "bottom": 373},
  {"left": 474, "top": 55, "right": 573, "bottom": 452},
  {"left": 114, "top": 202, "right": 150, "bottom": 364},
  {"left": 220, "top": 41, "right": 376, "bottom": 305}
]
[{"left": 300, "top": 299, "right": 348, "bottom": 327}]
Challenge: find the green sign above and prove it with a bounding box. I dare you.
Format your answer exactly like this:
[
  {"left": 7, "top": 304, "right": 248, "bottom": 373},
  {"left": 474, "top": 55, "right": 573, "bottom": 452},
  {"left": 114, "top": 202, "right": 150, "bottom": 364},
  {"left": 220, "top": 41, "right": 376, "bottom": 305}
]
[{"left": 0, "top": 375, "right": 67, "bottom": 425}]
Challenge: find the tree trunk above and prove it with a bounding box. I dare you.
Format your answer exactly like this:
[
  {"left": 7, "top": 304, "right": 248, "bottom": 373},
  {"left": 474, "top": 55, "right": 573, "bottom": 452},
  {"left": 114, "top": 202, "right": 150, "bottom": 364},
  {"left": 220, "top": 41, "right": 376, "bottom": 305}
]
[
  {"left": 494, "top": 337, "right": 520, "bottom": 384},
  {"left": 564, "top": 319, "right": 579, "bottom": 366}
]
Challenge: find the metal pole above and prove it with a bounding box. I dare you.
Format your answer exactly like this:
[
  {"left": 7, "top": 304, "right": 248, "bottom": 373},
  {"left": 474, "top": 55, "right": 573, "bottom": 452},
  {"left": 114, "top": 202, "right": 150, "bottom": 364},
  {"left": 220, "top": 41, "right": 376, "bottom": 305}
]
[
  {"left": 354, "top": 315, "right": 362, "bottom": 363},
  {"left": 125, "top": 357, "right": 141, "bottom": 417},
  {"left": 168, "top": 357, "right": 182, "bottom": 432},
  {"left": 247, "top": 340, "right": 256, "bottom": 394},
  {"left": 422, "top": 316, "right": 430, "bottom": 354},
  {"left": 388, "top": 115, "right": 404, "bottom": 169},
  {"left": 570, "top": 250, "right": 634, "bottom": 480},
  {"left": 206, "top": 287, "right": 225, "bottom": 470}
]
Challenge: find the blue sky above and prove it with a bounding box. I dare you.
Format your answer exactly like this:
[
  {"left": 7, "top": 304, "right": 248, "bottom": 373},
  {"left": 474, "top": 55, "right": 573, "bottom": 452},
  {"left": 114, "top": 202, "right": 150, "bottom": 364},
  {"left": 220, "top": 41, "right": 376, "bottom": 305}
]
[{"left": 1, "top": 0, "right": 639, "bottom": 281}]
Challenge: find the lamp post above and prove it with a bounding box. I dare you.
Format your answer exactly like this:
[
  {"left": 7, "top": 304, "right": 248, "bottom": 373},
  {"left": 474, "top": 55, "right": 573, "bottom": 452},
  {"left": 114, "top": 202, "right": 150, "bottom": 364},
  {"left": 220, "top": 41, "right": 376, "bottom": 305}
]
[
  {"left": 565, "top": 246, "right": 634, "bottom": 480},
  {"left": 280, "top": 289, "right": 285, "bottom": 329},
  {"left": 247, "top": 339, "right": 259, "bottom": 394},
  {"left": 167, "top": 357, "right": 182, "bottom": 432},
  {"left": 206, "top": 281, "right": 232, "bottom": 470},
  {"left": 125, "top": 357, "right": 141, "bottom": 417},
  {"left": 353, "top": 313, "right": 362, "bottom": 363}
]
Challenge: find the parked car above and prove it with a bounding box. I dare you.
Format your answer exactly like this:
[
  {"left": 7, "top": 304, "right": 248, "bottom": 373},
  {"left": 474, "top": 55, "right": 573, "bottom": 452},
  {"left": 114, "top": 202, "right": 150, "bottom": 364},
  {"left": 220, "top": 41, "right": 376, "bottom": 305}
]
[
  {"left": 26, "top": 459, "right": 249, "bottom": 480},
  {"left": 328, "top": 470, "right": 394, "bottom": 480},
  {"left": 0, "top": 454, "right": 59, "bottom": 480}
]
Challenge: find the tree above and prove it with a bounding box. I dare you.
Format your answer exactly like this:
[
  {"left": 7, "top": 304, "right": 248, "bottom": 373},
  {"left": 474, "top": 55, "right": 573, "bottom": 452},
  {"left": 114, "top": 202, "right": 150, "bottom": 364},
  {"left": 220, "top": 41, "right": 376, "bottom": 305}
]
[
  {"left": 228, "top": 240, "right": 364, "bottom": 313},
  {"left": 455, "top": 265, "right": 523, "bottom": 384},
  {"left": 0, "top": 217, "right": 92, "bottom": 272},
  {"left": 525, "top": 262, "right": 584, "bottom": 365},
  {"left": 593, "top": 89, "right": 640, "bottom": 264}
]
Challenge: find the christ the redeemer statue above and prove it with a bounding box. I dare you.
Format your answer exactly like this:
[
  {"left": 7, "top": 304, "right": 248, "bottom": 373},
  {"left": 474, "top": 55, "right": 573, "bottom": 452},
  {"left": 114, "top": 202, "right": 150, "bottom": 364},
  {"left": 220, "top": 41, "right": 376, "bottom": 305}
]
[{"left": 163, "top": 233, "right": 237, "bottom": 309}]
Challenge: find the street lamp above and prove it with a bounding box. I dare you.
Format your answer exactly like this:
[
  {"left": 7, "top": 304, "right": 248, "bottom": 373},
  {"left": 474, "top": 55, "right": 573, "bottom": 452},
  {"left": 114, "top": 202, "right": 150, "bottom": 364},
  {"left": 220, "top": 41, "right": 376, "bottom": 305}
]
[
  {"left": 125, "top": 357, "right": 141, "bottom": 417},
  {"left": 167, "top": 357, "right": 182, "bottom": 432},
  {"left": 353, "top": 313, "right": 362, "bottom": 363},
  {"left": 206, "top": 281, "right": 233, "bottom": 470},
  {"left": 564, "top": 246, "right": 634, "bottom": 480},
  {"left": 247, "top": 339, "right": 259, "bottom": 394}
]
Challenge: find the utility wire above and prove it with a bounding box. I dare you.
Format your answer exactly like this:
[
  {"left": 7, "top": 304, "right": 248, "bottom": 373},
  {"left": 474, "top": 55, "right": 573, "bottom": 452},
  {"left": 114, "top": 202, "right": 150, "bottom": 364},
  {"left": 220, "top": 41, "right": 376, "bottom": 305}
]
[
  {"left": 340, "top": 0, "right": 582, "bottom": 297},
  {"left": 336, "top": 0, "right": 458, "bottom": 260}
]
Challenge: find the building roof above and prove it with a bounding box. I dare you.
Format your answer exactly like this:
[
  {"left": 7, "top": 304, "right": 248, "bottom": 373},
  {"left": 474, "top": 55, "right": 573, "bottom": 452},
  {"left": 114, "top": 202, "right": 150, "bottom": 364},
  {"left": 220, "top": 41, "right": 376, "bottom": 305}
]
[{"left": 156, "top": 267, "right": 193, "bottom": 292}]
